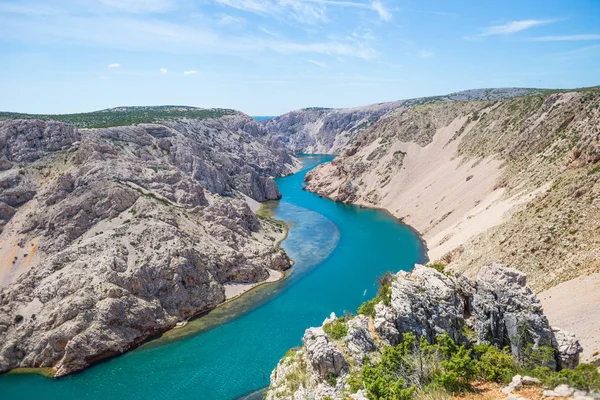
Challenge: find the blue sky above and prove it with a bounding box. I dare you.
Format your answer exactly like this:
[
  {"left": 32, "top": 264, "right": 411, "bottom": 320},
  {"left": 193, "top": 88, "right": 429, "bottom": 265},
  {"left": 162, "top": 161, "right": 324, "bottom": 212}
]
[{"left": 1, "top": 0, "right": 599, "bottom": 115}]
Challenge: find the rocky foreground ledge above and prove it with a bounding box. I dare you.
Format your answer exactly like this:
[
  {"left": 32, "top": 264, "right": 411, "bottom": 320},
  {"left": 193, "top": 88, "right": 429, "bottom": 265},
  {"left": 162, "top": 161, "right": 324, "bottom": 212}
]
[{"left": 266, "top": 264, "right": 592, "bottom": 400}]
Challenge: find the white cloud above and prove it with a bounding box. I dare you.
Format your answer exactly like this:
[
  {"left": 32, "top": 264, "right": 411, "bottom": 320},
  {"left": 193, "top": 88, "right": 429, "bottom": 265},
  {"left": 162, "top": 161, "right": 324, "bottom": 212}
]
[
  {"left": 479, "top": 20, "right": 551, "bottom": 36},
  {"left": 183, "top": 70, "right": 198, "bottom": 75},
  {"left": 160, "top": 68, "right": 168, "bottom": 74},
  {"left": 529, "top": 34, "right": 600, "bottom": 42},
  {"left": 305, "top": 59, "right": 327, "bottom": 68},
  {"left": 0, "top": 11, "right": 376, "bottom": 59},
  {"left": 371, "top": 1, "right": 392, "bottom": 21},
  {"left": 108, "top": 63, "right": 121, "bottom": 68},
  {"left": 218, "top": 13, "right": 246, "bottom": 27},
  {"left": 259, "top": 26, "right": 277, "bottom": 36},
  {"left": 99, "top": 0, "right": 175, "bottom": 13},
  {"left": 418, "top": 50, "right": 434, "bottom": 58},
  {"left": 212, "top": 0, "right": 392, "bottom": 23}
]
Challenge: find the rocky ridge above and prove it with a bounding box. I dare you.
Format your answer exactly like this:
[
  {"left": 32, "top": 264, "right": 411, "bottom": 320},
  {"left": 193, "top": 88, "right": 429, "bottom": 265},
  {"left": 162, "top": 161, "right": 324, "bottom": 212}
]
[
  {"left": 264, "top": 88, "right": 541, "bottom": 154},
  {"left": 266, "top": 264, "right": 585, "bottom": 400},
  {"left": 0, "top": 113, "right": 298, "bottom": 376}
]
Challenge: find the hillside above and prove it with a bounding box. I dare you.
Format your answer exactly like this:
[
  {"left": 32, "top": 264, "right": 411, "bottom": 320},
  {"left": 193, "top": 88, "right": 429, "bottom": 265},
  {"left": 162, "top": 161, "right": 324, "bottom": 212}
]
[
  {"left": 302, "top": 87, "right": 600, "bottom": 361},
  {"left": 0, "top": 113, "right": 298, "bottom": 376},
  {"left": 0, "top": 106, "right": 238, "bottom": 129},
  {"left": 263, "top": 88, "right": 543, "bottom": 154}
]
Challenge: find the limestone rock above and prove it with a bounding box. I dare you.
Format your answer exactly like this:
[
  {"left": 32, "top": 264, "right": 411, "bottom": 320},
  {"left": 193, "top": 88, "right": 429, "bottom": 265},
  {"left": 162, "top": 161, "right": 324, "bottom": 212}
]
[
  {"left": 543, "top": 384, "right": 575, "bottom": 397},
  {"left": 472, "top": 265, "right": 553, "bottom": 361},
  {"left": 345, "top": 315, "right": 376, "bottom": 358},
  {"left": 502, "top": 375, "right": 524, "bottom": 394},
  {"left": 551, "top": 328, "right": 583, "bottom": 370},
  {"left": 302, "top": 327, "right": 346, "bottom": 379}
]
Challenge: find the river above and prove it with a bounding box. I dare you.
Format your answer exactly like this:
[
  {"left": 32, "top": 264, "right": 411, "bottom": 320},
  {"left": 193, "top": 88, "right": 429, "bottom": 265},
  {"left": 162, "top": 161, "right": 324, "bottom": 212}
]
[{"left": 0, "top": 154, "right": 425, "bottom": 400}]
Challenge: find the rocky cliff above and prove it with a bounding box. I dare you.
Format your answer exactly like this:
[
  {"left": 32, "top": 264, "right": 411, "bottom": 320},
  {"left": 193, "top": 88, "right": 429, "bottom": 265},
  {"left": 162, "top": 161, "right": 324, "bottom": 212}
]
[
  {"left": 303, "top": 88, "right": 600, "bottom": 360},
  {"left": 0, "top": 113, "right": 298, "bottom": 376},
  {"left": 264, "top": 88, "right": 541, "bottom": 155},
  {"left": 265, "top": 265, "right": 585, "bottom": 400}
]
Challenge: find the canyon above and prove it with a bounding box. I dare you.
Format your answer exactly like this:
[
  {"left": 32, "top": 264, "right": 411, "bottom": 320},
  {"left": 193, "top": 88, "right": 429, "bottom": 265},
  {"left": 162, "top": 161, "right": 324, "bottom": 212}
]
[{"left": 0, "top": 87, "right": 598, "bottom": 399}]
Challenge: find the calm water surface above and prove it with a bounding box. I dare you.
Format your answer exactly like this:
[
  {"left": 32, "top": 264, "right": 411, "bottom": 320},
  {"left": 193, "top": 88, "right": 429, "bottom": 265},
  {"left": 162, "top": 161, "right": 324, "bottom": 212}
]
[{"left": 0, "top": 155, "right": 424, "bottom": 400}]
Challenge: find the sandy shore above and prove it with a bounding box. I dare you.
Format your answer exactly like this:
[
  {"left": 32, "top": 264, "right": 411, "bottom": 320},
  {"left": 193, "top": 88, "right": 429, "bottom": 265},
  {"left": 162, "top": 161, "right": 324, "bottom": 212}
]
[{"left": 223, "top": 269, "right": 284, "bottom": 300}]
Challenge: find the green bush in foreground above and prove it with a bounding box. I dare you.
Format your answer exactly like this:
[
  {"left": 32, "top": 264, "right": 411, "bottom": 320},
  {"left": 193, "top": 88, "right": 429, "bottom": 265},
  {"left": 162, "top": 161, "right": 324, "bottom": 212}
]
[
  {"left": 532, "top": 364, "right": 600, "bottom": 392},
  {"left": 350, "top": 333, "right": 600, "bottom": 399},
  {"left": 473, "top": 344, "right": 516, "bottom": 383},
  {"left": 323, "top": 317, "right": 348, "bottom": 340},
  {"left": 360, "top": 333, "right": 476, "bottom": 399}
]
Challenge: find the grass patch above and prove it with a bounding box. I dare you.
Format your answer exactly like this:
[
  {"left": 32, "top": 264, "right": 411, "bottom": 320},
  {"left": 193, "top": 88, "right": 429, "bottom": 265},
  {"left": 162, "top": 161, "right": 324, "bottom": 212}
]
[
  {"left": 256, "top": 202, "right": 288, "bottom": 250},
  {"left": 426, "top": 263, "right": 453, "bottom": 276},
  {"left": 323, "top": 317, "right": 348, "bottom": 340}
]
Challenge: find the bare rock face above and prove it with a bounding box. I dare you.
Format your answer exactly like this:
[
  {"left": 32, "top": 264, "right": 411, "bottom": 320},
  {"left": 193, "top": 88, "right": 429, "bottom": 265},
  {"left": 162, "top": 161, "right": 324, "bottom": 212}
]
[
  {"left": 382, "top": 265, "right": 468, "bottom": 345},
  {"left": 267, "top": 264, "right": 584, "bottom": 400},
  {"left": 0, "top": 119, "right": 80, "bottom": 162},
  {"left": 472, "top": 265, "right": 553, "bottom": 360},
  {"left": 302, "top": 327, "right": 347, "bottom": 380},
  {"left": 551, "top": 328, "right": 583, "bottom": 370},
  {"left": 0, "top": 116, "right": 296, "bottom": 376},
  {"left": 375, "top": 265, "right": 557, "bottom": 362},
  {"left": 345, "top": 315, "right": 376, "bottom": 358}
]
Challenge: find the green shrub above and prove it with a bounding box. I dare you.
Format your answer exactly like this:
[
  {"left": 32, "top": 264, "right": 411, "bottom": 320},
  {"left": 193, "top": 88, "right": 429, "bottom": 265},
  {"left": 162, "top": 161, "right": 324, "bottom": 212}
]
[
  {"left": 360, "top": 333, "right": 477, "bottom": 398},
  {"left": 348, "top": 373, "right": 363, "bottom": 393},
  {"left": 426, "top": 263, "right": 453, "bottom": 276},
  {"left": 325, "top": 374, "right": 337, "bottom": 387},
  {"left": 323, "top": 317, "right": 348, "bottom": 340},
  {"left": 433, "top": 335, "right": 476, "bottom": 393},
  {"left": 427, "top": 263, "right": 446, "bottom": 274},
  {"left": 521, "top": 345, "right": 556, "bottom": 370},
  {"left": 473, "top": 344, "right": 516, "bottom": 383},
  {"left": 532, "top": 364, "right": 600, "bottom": 391},
  {"left": 357, "top": 298, "right": 378, "bottom": 317},
  {"left": 362, "top": 363, "right": 414, "bottom": 400},
  {"left": 379, "top": 282, "right": 392, "bottom": 306}
]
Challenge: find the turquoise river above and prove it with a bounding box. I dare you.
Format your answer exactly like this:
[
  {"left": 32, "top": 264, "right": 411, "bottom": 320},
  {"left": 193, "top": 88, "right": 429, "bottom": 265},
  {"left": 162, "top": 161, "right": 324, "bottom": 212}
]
[{"left": 0, "top": 155, "right": 425, "bottom": 400}]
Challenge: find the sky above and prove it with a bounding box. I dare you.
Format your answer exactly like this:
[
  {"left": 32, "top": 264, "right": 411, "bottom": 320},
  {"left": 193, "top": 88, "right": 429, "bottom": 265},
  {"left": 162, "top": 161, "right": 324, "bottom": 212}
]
[{"left": 1, "top": 0, "right": 599, "bottom": 115}]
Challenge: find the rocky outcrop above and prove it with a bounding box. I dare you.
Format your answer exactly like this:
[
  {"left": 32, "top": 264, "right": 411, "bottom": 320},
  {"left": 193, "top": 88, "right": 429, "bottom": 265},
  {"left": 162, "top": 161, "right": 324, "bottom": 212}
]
[
  {"left": 303, "top": 326, "right": 347, "bottom": 379},
  {"left": 472, "top": 265, "right": 553, "bottom": 359},
  {"left": 0, "top": 115, "right": 297, "bottom": 376},
  {"left": 345, "top": 315, "right": 376, "bottom": 357},
  {"left": 551, "top": 329, "right": 583, "bottom": 370},
  {"left": 266, "top": 264, "right": 583, "bottom": 400}
]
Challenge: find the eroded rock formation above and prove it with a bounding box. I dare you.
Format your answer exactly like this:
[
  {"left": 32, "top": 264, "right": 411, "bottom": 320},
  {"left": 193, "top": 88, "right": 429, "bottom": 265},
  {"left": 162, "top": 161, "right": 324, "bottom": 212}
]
[{"left": 0, "top": 114, "right": 297, "bottom": 376}]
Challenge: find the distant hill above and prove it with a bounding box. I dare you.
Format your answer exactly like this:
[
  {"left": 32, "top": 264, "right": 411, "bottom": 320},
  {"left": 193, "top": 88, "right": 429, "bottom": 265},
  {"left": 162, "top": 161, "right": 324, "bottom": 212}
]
[
  {"left": 0, "top": 106, "right": 238, "bottom": 129},
  {"left": 263, "top": 86, "right": 600, "bottom": 154}
]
